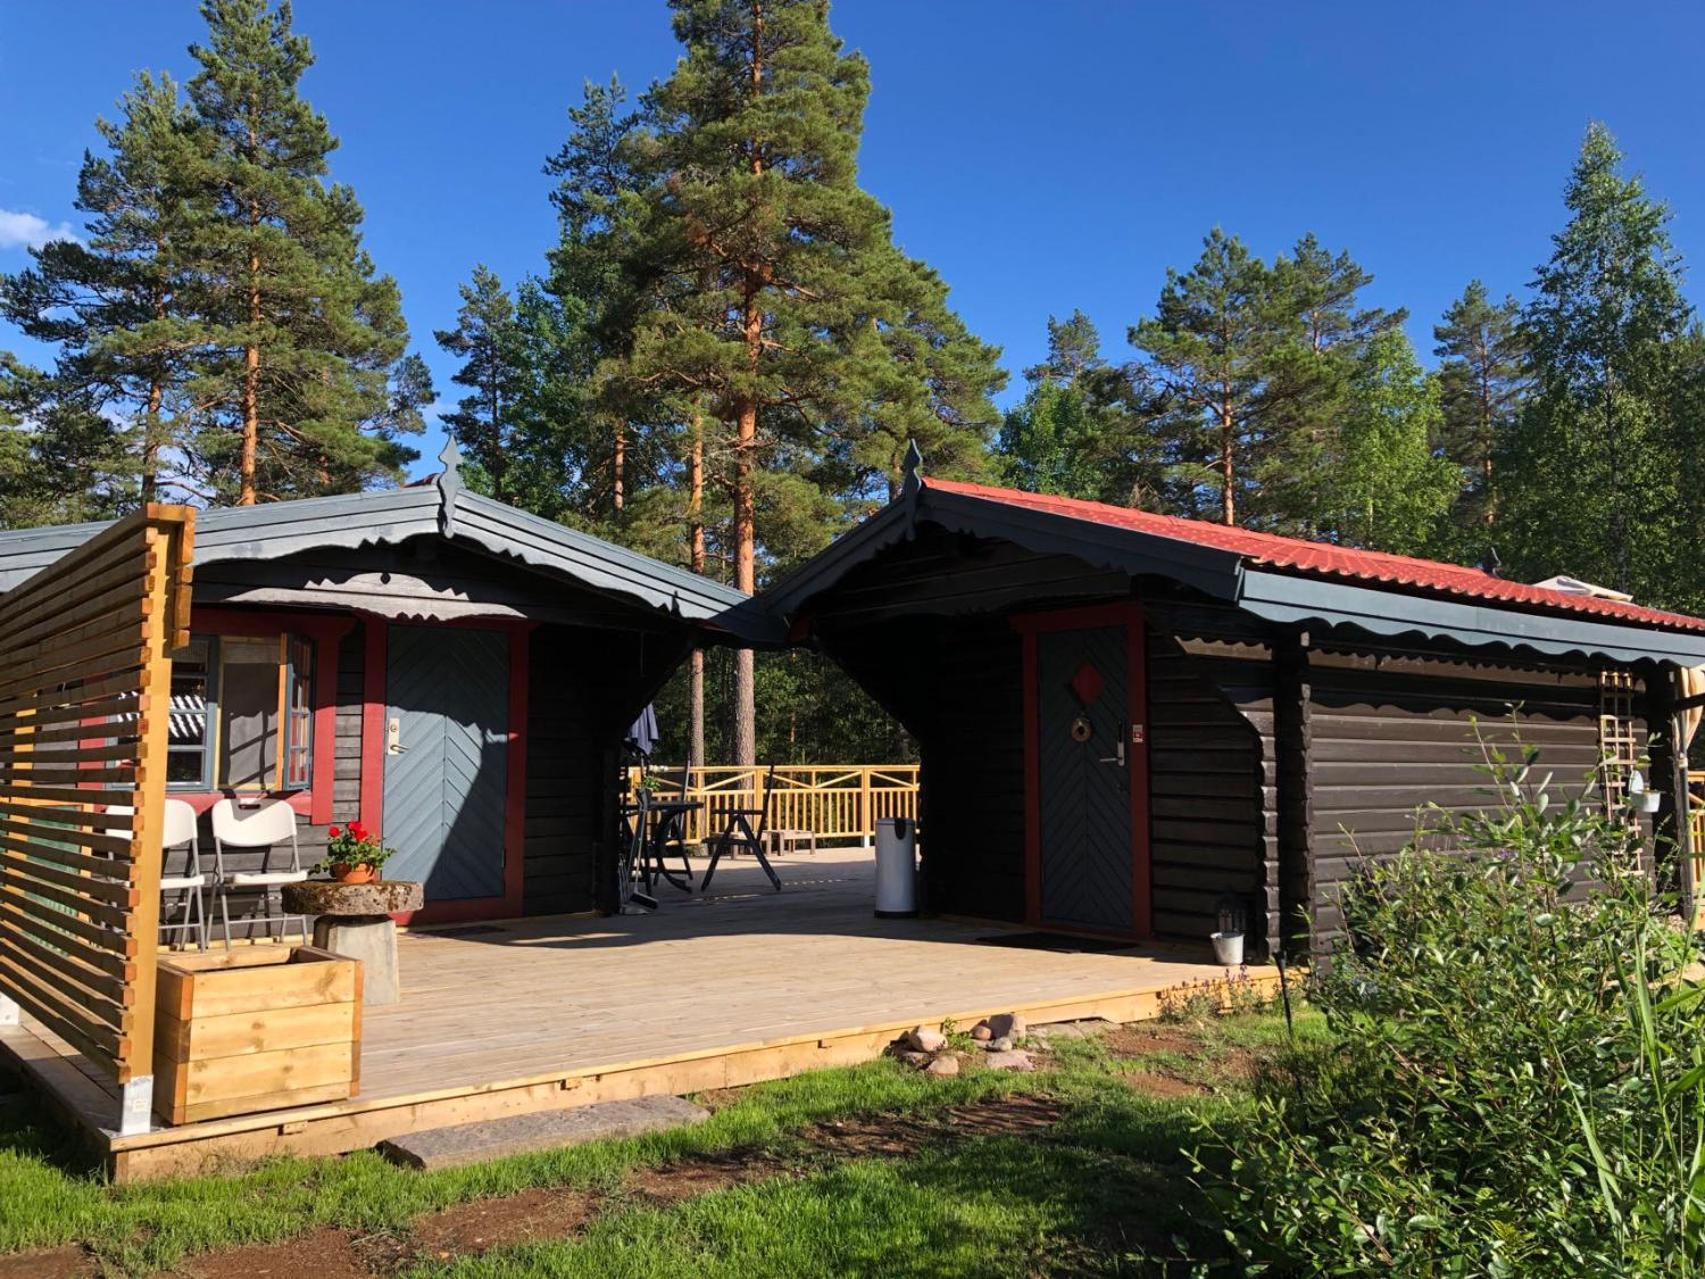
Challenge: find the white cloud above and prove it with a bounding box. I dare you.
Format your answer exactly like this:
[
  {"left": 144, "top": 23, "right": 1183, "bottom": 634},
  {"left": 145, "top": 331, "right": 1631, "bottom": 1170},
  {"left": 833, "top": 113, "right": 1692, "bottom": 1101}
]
[{"left": 0, "top": 209, "right": 78, "bottom": 251}]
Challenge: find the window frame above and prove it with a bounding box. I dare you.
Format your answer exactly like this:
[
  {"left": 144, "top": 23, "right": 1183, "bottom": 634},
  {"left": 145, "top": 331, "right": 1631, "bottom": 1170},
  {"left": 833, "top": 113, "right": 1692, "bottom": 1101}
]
[
  {"left": 166, "top": 626, "right": 321, "bottom": 795},
  {"left": 166, "top": 635, "right": 218, "bottom": 792}
]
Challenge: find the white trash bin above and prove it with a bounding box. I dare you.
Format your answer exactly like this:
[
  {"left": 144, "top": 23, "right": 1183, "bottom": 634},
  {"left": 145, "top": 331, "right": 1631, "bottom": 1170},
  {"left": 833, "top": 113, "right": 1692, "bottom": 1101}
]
[{"left": 873, "top": 816, "right": 917, "bottom": 918}]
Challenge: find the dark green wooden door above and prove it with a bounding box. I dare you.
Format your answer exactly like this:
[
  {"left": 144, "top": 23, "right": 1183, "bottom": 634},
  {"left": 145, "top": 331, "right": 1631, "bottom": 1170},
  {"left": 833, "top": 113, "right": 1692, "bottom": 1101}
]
[{"left": 1036, "top": 625, "right": 1132, "bottom": 932}]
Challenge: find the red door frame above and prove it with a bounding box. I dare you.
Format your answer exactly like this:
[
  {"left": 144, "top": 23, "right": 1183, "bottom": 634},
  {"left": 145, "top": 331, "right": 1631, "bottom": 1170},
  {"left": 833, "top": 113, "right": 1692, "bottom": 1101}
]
[
  {"left": 361, "top": 617, "right": 532, "bottom": 926},
  {"left": 1011, "top": 600, "right": 1152, "bottom": 940}
]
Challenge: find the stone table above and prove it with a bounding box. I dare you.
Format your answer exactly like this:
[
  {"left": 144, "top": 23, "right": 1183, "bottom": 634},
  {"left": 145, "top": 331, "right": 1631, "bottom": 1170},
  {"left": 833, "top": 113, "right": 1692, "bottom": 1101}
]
[{"left": 282, "top": 880, "right": 424, "bottom": 1007}]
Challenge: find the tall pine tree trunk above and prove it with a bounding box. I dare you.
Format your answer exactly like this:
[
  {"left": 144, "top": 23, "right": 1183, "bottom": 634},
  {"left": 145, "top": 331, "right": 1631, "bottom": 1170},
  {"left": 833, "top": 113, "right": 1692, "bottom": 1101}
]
[
  {"left": 613, "top": 417, "right": 626, "bottom": 513},
  {"left": 141, "top": 375, "right": 162, "bottom": 504},
  {"left": 1219, "top": 398, "right": 1236, "bottom": 525},
  {"left": 729, "top": 10, "right": 764, "bottom": 771},
  {"left": 239, "top": 192, "right": 261, "bottom": 507},
  {"left": 1479, "top": 348, "right": 1496, "bottom": 523},
  {"left": 688, "top": 411, "right": 706, "bottom": 771},
  {"left": 732, "top": 381, "right": 757, "bottom": 768},
  {"left": 489, "top": 376, "right": 506, "bottom": 503}
]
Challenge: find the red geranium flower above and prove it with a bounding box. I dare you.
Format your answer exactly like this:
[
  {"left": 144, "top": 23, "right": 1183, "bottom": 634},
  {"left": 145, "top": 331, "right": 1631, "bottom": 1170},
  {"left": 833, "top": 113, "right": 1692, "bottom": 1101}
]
[{"left": 328, "top": 825, "right": 341, "bottom": 838}]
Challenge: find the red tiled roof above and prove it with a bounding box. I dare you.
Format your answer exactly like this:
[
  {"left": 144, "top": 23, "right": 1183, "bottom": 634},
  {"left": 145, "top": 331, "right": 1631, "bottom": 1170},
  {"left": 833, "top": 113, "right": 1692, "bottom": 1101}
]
[{"left": 924, "top": 477, "right": 1705, "bottom": 634}]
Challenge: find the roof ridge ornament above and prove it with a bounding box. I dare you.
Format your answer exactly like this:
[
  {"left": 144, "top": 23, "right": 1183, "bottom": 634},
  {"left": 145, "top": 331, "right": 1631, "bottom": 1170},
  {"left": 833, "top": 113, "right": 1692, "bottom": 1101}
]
[
  {"left": 900, "top": 439, "right": 924, "bottom": 538},
  {"left": 437, "top": 436, "right": 464, "bottom": 539},
  {"left": 900, "top": 439, "right": 925, "bottom": 499}
]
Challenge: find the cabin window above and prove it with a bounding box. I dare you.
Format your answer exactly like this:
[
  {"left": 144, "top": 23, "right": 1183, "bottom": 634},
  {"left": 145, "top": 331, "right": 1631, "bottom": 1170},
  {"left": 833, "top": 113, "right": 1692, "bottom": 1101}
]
[{"left": 166, "top": 633, "right": 314, "bottom": 792}]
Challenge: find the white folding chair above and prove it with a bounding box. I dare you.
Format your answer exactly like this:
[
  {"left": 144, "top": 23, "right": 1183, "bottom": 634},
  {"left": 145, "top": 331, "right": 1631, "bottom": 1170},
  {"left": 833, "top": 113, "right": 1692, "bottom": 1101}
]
[
  {"left": 210, "top": 799, "right": 307, "bottom": 946},
  {"left": 159, "top": 799, "right": 209, "bottom": 951}
]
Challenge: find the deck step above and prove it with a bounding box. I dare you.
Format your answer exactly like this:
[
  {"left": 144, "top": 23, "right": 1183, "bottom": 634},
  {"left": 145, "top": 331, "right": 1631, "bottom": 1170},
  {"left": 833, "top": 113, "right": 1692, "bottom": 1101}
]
[{"left": 377, "top": 1095, "right": 711, "bottom": 1171}]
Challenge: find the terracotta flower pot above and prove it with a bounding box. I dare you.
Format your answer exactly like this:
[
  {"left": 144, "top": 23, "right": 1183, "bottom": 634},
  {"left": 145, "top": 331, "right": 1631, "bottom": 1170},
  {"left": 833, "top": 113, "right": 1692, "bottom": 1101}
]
[{"left": 331, "top": 862, "right": 377, "bottom": 885}]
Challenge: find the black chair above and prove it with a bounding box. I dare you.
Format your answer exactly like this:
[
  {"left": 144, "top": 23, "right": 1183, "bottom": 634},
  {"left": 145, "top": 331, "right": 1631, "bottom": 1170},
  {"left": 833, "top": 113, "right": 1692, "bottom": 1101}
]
[
  {"left": 618, "top": 787, "right": 657, "bottom": 912},
  {"left": 646, "top": 768, "right": 699, "bottom": 893},
  {"left": 701, "top": 763, "right": 783, "bottom": 893}
]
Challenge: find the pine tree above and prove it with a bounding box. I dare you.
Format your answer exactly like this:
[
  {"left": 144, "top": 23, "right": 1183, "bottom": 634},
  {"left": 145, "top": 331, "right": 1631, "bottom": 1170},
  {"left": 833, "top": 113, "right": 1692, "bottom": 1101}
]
[
  {"left": 1128, "top": 229, "right": 1287, "bottom": 524},
  {"left": 182, "top": 0, "right": 417, "bottom": 503},
  {"left": 1255, "top": 235, "right": 1402, "bottom": 536},
  {"left": 618, "top": 0, "right": 1000, "bottom": 765},
  {"left": 435, "top": 266, "right": 526, "bottom": 503},
  {"left": 0, "top": 72, "right": 198, "bottom": 502},
  {"left": 1501, "top": 123, "right": 1692, "bottom": 596},
  {"left": 0, "top": 354, "right": 134, "bottom": 526},
  {"left": 1433, "top": 280, "right": 1525, "bottom": 533},
  {"left": 998, "top": 311, "right": 1139, "bottom": 501},
  {"left": 1315, "top": 329, "right": 1456, "bottom": 554}
]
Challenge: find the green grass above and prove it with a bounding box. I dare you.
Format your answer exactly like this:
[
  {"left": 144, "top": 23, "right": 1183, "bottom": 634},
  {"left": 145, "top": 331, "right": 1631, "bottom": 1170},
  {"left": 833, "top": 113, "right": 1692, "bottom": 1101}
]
[{"left": 0, "top": 1007, "right": 1326, "bottom": 1276}]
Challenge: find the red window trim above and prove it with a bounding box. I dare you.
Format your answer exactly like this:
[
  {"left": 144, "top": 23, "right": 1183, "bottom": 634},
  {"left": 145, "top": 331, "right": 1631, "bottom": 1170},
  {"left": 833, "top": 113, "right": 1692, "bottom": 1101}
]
[{"left": 171, "top": 607, "right": 354, "bottom": 825}]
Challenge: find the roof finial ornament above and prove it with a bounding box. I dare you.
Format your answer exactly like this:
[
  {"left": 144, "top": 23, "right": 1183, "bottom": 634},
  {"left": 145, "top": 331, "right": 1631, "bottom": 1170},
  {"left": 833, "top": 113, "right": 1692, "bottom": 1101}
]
[
  {"left": 901, "top": 438, "right": 924, "bottom": 500},
  {"left": 437, "top": 435, "right": 464, "bottom": 538}
]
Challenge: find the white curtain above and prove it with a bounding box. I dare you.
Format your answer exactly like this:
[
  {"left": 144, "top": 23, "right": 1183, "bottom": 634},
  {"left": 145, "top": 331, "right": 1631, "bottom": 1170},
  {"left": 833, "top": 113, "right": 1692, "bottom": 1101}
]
[{"left": 1682, "top": 666, "right": 1705, "bottom": 750}]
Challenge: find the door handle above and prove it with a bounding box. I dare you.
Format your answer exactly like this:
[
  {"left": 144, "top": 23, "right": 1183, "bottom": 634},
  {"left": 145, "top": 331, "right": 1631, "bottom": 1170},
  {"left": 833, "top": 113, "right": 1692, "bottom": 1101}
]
[
  {"left": 387, "top": 717, "right": 407, "bottom": 755},
  {"left": 1098, "top": 723, "right": 1125, "bottom": 770}
]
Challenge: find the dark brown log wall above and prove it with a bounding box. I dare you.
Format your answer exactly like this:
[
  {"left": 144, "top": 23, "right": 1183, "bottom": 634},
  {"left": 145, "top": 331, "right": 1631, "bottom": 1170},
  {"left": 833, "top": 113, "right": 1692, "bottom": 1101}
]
[
  {"left": 1302, "top": 641, "right": 1618, "bottom": 953},
  {"left": 1143, "top": 596, "right": 1277, "bottom": 954}
]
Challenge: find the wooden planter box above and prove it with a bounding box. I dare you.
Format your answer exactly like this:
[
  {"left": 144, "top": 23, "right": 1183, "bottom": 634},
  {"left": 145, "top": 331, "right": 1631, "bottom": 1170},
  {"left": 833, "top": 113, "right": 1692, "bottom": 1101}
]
[{"left": 153, "top": 945, "right": 362, "bottom": 1126}]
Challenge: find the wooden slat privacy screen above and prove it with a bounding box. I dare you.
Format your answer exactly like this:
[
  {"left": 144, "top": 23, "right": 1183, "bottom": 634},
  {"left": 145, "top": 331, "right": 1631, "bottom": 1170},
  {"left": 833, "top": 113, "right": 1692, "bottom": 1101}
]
[{"left": 0, "top": 506, "right": 194, "bottom": 1087}]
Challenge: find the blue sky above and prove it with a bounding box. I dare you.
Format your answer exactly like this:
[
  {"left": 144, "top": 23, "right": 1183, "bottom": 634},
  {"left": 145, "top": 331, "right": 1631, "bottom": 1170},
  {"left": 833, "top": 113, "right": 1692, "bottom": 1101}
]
[{"left": 2, "top": 2, "right": 1702, "bottom": 476}]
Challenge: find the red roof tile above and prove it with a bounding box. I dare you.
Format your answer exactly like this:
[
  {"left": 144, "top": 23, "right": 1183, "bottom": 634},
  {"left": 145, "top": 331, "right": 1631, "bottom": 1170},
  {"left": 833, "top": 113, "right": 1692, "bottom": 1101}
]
[{"left": 924, "top": 477, "right": 1705, "bottom": 634}]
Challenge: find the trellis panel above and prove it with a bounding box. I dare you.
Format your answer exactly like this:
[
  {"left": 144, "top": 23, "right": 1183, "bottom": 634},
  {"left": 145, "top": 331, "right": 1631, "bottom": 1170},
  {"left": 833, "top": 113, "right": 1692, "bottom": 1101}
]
[{"left": 0, "top": 505, "right": 194, "bottom": 1090}]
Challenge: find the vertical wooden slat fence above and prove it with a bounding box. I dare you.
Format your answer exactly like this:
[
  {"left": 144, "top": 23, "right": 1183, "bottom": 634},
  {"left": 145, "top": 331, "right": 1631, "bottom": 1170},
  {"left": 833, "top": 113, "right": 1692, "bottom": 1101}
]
[
  {"left": 628, "top": 765, "right": 919, "bottom": 847},
  {"left": 0, "top": 506, "right": 194, "bottom": 1132}
]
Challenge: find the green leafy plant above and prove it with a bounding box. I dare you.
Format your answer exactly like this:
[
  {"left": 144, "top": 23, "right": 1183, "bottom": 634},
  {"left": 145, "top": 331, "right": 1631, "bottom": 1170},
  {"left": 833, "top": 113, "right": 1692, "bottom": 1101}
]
[{"left": 1201, "top": 724, "right": 1705, "bottom": 1275}]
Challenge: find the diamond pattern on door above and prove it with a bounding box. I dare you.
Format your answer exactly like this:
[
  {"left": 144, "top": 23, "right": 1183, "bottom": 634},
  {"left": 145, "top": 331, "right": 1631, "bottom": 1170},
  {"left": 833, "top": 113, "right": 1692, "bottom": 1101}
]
[
  {"left": 383, "top": 625, "right": 509, "bottom": 902},
  {"left": 1037, "top": 625, "right": 1131, "bottom": 932}
]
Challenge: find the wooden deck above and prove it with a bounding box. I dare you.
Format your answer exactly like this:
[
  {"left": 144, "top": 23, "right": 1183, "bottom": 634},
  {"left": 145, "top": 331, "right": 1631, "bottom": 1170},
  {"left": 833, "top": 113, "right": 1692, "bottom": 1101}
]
[{"left": 2, "top": 849, "right": 1253, "bottom": 1180}]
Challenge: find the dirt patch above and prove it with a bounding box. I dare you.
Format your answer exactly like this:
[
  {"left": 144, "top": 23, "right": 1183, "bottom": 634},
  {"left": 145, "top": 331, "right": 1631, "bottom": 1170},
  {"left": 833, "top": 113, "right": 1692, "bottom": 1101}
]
[
  {"left": 0, "top": 1247, "right": 90, "bottom": 1279},
  {"left": 1121, "top": 1070, "right": 1208, "bottom": 1100},
  {"left": 1104, "top": 1022, "right": 1260, "bottom": 1097},
  {"left": 626, "top": 1148, "right": 789, "bottom": 1206},
  {"left": 409, "top": 1186, "right": 599, "bottom": 1258},
  {"left": 164, "top": 1227, "right": 369, "bottom": 1279},
  {"left": 1100, "top": 1024, "right": 1206, "bottom": 1060}
]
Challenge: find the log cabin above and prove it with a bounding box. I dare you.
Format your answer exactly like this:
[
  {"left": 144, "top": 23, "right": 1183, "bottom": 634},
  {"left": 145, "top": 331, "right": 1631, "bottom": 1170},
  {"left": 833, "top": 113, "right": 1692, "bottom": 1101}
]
[
  {"left": 0, "top": 443, "right": 777, "bottom": 928},
  {"left": 760, "top": 452, "right": 1705, "bottom": 958}
]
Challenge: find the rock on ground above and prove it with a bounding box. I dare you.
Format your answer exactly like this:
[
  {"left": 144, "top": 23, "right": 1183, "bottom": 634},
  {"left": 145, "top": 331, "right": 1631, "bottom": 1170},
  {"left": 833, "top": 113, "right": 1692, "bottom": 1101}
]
[
  {"left": 983, "top": 1049, "right": 1035, "bottom": 1072},
  {"left": 905, "top": 1026, "right": 947, "bottom": 1053},
  {"left": 985, "top": 1012, "right": 1027, "bottom": 1040},
  {"left": 924, "top": 1054, "right": 961, "bottom": 1078}
]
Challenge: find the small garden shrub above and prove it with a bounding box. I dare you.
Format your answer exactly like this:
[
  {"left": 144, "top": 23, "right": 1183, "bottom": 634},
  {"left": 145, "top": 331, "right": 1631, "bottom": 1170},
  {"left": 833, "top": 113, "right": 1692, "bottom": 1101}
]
[{"left": 1204, "top": 731, "right": 1705, "bottom": 1276}]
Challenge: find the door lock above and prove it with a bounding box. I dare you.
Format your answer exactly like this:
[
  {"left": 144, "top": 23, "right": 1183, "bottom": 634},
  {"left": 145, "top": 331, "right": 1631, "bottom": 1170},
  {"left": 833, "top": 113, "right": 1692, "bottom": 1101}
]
[
  {"left": 1097, "top": 738, "right": 1126, "bottom": 767},
  {"left": 387, "top": 717, "right": 407, "bottom": 755}
]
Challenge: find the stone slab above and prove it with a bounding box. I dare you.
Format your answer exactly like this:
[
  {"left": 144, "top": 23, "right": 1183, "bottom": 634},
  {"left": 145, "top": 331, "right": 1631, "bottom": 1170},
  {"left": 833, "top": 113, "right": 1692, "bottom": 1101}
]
[
  {"left": 283, "top": 879, "right": 424, "bottom": 916},
  {"left": 377, "top": 1095, "right": 711, "bottom": 1171},
  {"left": 1029, "top": 1019, "right": 1114, "bottom": 1041}
]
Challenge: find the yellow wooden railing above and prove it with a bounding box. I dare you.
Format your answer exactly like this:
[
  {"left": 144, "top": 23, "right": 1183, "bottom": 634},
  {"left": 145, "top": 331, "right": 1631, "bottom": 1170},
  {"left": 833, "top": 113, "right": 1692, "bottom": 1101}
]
[{"left": 626, "top": 764, "right": 919, "bottom": 847}]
